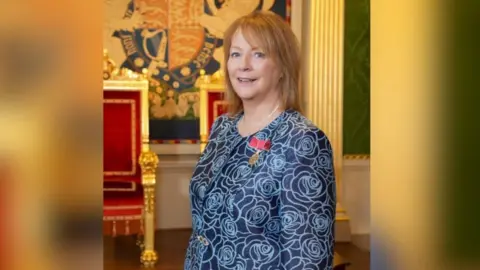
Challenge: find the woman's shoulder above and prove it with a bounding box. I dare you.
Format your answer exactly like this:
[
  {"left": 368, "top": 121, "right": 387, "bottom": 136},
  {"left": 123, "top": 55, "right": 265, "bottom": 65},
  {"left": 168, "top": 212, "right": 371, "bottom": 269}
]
[
  {"left": 283, "top": 110, "right": 329, "bottom": 140},
  {"left": 209, "top": 113, "right": 239, "bottom": 139},
  {"left": 280, "top": 110, "right": 334, "bottom": 163},
  {"left": 212, "top": 113, "right": 239, "bottom": 128}
]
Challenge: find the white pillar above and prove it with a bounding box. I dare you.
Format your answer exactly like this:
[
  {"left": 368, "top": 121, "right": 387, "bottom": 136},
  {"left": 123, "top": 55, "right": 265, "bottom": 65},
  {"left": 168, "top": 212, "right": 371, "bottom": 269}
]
[{"left": 301, "top": 0, "right": 351, "bottom": 242}]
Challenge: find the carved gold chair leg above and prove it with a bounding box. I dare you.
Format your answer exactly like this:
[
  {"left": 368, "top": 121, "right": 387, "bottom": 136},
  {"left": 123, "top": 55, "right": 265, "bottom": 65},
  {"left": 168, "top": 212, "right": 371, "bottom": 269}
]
[
  {"left": 136, "top": 233, "right": 145, "bottom": 250},
  {"left": 139, "top": 151, "right": 159, "bottom": 267},
  {"left": 136, "top": 212, "right": 145, "bottom": 250}
]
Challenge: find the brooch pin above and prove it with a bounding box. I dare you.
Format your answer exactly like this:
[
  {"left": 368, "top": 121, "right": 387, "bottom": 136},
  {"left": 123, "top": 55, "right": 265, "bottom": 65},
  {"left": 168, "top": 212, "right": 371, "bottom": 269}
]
[{"left": 248, "top": 137, "right": 271, "bottom": 166}]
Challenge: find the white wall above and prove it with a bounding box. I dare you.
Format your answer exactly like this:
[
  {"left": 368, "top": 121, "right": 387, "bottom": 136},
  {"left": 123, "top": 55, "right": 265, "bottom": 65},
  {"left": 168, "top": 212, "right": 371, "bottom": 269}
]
[
  {"left": 155, "top": 155, "right": 197, "bottom": 229},
  {"left": 342, "top": 159, "right": 370, "bottom": 235},
  {"left": 155, "top": 155, "right": 371, "bottom": 236}
]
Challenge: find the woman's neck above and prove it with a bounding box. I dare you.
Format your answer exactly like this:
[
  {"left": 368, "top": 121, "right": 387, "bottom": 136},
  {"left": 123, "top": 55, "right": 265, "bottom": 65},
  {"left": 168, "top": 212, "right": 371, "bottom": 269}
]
[
  {"left": 243, "top": 102, "right": 280, "bottom": 122},
  {"left": 238, "top": 98, "right": 283, "bottom": 137}
]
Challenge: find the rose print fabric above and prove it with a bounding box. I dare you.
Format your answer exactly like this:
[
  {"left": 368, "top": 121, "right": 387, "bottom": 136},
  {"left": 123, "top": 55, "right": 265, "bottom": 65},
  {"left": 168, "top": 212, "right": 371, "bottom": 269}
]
[{"left": 184, "top": 109, "right": 336, "bottom": 270}]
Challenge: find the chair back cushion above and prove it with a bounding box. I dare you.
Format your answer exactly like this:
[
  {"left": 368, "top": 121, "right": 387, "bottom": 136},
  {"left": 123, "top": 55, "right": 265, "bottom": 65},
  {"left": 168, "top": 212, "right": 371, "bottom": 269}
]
[
  {"left": 207, "top": 91, "right": 227, "bottom": 134},
  {"left": 103, "top": 90, "right": 142, "bottom": 185}
]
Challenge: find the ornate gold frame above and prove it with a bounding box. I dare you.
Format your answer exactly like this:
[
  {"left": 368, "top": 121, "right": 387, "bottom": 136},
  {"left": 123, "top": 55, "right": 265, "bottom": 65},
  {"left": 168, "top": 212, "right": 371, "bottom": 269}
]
[
  {"left": 196, "top": 69, "right": 226, "bottom": 152},
  {"left": 103, "top": 64, "right": 159, "bottom": 267}
]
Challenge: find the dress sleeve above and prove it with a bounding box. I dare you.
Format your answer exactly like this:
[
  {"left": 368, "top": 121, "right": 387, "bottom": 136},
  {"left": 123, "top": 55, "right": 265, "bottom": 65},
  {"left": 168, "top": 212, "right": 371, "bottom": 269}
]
[
  {"left": 279, "top": 128, "right": 336, "bottom": 270},
  {"left": 207, "top": 114, "right": 226, "bottom": 140}
]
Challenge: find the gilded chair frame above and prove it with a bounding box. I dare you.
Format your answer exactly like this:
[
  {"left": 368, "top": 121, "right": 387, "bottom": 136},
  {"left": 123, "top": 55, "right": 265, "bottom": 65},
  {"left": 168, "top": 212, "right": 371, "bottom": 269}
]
[
  {"left": 103, "top": 69, "right": 158, "bottom": 267},
  {"left": 197, "top": 70, "right": 226, "bottom": 152}
]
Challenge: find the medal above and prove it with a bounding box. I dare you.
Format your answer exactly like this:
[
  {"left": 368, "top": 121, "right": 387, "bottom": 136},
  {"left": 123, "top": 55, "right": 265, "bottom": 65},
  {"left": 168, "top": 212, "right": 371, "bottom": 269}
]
[
  {"left": 248, "top": 150, "right": 260, "bottom": 166},
  {"left": 245, "top": 105, "right": 277, "bottom": 167}
]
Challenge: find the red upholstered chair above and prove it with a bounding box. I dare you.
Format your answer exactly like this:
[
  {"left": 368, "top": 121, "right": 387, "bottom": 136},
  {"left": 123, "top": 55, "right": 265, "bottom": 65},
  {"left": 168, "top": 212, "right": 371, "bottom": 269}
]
[
  {"left": 197, "top": 70, "right": 227, "bottom": 152},
  {"left": 103, "top": 70, "right": 158, "bottom": 266}
]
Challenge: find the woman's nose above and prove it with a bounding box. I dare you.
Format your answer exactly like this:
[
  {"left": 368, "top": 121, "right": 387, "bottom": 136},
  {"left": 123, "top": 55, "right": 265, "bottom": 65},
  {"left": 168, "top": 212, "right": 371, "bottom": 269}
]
[{"left": 239, "top": 56, "right": 252, "bottom": 71}]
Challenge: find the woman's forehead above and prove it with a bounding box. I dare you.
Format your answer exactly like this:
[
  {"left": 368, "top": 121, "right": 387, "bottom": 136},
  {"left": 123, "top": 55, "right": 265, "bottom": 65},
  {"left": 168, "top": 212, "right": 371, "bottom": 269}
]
[{"left": 231, "top": 28, "right": 267, "bottom": 50}]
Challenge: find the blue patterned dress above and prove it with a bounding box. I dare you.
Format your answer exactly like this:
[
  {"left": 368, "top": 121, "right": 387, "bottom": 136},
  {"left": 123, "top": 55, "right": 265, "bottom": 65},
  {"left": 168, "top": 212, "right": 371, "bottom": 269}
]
[{"left": 184, "top": 109, "right": 336, "bottom": 270}]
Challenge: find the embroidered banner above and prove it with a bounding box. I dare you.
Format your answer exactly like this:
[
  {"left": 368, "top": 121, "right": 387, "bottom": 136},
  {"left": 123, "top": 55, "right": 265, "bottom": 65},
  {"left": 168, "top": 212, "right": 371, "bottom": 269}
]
[{"left": 104, "top": 0, "right": 290, "bottom": 142}]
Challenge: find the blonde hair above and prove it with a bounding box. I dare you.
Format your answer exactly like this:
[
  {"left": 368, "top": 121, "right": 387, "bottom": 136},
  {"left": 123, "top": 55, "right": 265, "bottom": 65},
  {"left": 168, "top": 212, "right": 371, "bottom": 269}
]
[{"left": 223, "top": 10, "right": 302, "bottom": 116}]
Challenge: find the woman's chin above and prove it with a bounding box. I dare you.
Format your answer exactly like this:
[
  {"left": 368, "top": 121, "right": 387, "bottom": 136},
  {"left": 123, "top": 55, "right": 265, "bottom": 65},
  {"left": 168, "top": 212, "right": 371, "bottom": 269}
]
[
  {"left": 234, "top": 89, "right": 258, "bottom": 101},
  {"left": 237, "top": 94, "right": 257, "bottom": 101}
]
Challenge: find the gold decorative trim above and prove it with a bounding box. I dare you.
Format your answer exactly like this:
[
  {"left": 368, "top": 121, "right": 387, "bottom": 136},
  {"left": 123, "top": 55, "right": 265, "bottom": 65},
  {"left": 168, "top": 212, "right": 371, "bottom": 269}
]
[
  {"left": 103, "top": 49, "right": 149, "bottom": 83},
  {"left": 213, "top": 100, "right": 228, "bottom": 120},
  {"left": 202, "top": 87, "right": 225, "bottom": 92},
  {"left": 343, "top": 154, "right": 370, "bottom": 160},
  {"left": 197, "top": 69, "right": 226, "bottom": 152},
  {"left": 139, "top": 152, "right": 158, "bottom": 215},
  {"left": 141, "top": 250, "right": 159, "bottom": 267},
  {"left": 103, "top": 215, "right": 143, "bottom": 221},
  {"left": 103, "top": 99, "right": 137, "bottom": 176},
  {"left": 103, "top": 80, "right": 149, "bottom": 91},
  {"left": 194, "top": 69, "right": 225, "bottom": 89},
  {"left": 103, "top": 182, "right": 136, "bottom": 192},
  {"left": 104, "top": 205, "right": 143, "bottom": 210}
]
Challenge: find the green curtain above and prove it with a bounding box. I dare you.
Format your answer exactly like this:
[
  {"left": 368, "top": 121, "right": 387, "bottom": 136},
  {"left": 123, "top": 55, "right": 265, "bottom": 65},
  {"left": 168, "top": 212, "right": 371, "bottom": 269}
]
[{"left": 343, "top": 0, "right": 370, "bottom": 155}]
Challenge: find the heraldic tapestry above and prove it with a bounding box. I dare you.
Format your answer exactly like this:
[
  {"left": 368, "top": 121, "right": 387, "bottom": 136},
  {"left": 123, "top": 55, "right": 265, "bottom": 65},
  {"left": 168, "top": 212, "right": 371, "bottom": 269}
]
[{"left": 104, "top": 0, "right": 290, "bottom": 144}]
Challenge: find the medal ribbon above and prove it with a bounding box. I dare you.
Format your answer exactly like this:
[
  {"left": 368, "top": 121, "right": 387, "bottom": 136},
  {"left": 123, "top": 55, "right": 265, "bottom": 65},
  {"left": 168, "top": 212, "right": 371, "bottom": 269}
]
[{"left": 249, "top": 136, "right": 271, "bottom": 151}]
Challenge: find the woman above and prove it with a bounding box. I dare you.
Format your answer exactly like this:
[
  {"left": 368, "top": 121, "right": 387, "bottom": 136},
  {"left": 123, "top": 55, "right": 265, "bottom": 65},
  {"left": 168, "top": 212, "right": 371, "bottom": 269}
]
[{"left": 185, "top": 10, "right": 336, "bottom": 270}]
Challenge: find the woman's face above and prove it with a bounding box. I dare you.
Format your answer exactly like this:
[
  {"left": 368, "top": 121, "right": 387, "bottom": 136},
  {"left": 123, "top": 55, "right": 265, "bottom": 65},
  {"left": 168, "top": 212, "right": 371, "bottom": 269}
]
[{"left": 227, "top": 30, "right": 282, "bottom": 101}]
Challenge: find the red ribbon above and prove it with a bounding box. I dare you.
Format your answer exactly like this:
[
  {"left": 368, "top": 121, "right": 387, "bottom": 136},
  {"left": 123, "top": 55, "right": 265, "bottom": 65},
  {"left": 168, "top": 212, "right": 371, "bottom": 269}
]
[{"left": 249, "top": 137, "right": 271, "bottom": 151}]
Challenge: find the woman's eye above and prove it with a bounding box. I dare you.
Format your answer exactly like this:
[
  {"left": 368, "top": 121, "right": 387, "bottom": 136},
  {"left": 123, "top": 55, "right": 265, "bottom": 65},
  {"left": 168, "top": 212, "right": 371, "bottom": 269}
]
[
  {"left": 230, "top": 52, "right": 240, "bottom": 57},
  {"left": 254, "top": 52, "right": 265, "bottom": 58}
]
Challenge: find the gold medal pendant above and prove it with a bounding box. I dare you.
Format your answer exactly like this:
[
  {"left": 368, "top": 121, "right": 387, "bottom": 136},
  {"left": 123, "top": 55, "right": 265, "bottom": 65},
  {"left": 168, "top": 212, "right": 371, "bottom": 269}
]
[{"left": 249, "top": 151, "right": 260, "bottom": 166}]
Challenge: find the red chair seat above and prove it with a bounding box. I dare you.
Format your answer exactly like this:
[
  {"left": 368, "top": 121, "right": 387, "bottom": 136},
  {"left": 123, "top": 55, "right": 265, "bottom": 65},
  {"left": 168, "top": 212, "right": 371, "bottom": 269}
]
[
  {"left": 104, "top": 197, "right": 143, "bottom": 216},
  {"left": 103, "top": 193, "right": 144, "bottom": 236}
]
